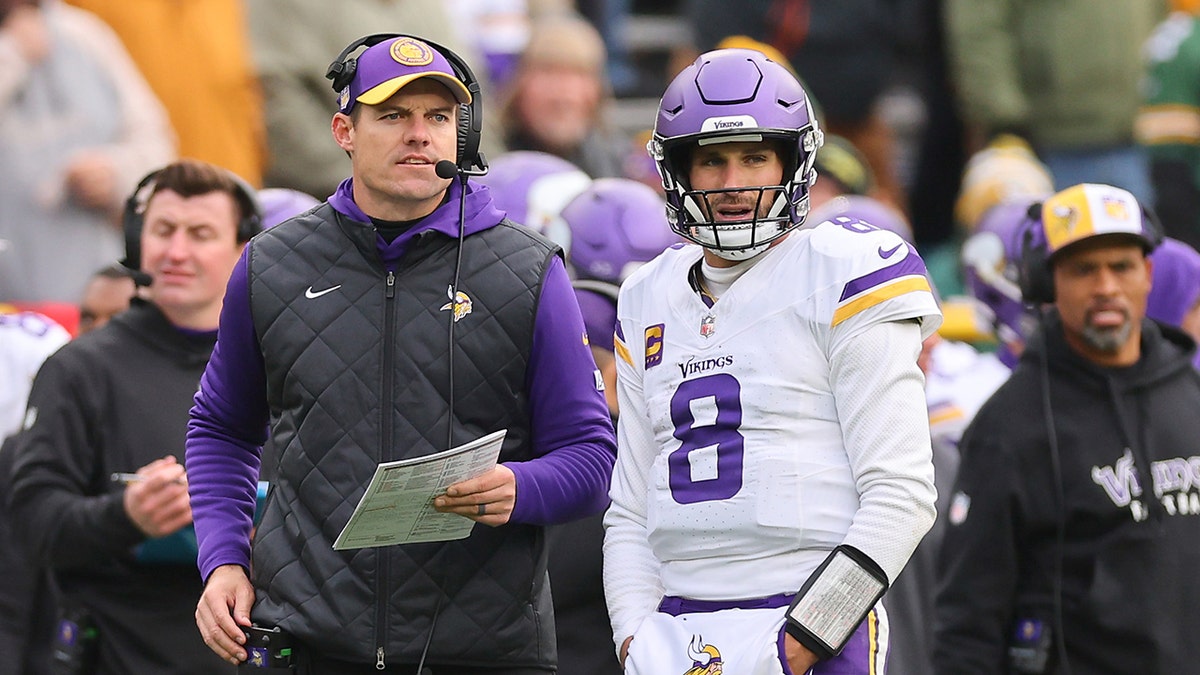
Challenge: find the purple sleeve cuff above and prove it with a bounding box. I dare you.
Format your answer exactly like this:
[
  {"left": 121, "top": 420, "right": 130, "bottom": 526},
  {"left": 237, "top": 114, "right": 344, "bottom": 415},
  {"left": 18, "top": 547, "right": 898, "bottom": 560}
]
[
  {"left": 186, "top": 250, "right": 270, "bottom": 581},
  {"left": 507, "top": 257, "right": 617, "bottom": 525}
]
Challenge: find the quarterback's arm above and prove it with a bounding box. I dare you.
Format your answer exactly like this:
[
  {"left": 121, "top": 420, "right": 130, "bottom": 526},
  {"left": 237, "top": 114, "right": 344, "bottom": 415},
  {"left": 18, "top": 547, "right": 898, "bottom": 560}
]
[
  {"left": 602, "top": 320, "right": 664, "bottom": 650},
  {"left": 832, "top": 319, "right": 937, "bottom": 583},
  {"left": 186, "top": 251, "right": 270, "bottom": 581},
  {"left": 506, "top": 256, "right": 617, "bottom": 525}
]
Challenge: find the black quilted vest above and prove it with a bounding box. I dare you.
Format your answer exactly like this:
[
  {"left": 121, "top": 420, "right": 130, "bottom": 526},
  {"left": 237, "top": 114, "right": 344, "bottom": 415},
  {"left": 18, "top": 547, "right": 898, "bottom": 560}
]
[{"left": 246, "top": 204, "right": 559, "bottom": 668}]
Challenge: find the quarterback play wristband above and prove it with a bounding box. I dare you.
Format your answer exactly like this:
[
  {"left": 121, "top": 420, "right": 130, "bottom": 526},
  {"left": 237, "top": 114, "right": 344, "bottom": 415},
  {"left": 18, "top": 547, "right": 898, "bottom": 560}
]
[{"left": 784, "top": 545, "right": 889, "bottom": 659}]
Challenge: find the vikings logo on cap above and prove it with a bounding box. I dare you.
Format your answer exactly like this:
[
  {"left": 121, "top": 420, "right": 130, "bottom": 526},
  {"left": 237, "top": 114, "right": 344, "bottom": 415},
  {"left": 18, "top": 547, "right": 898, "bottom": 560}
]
[
  {"left": 390, "top": 37, "right": 435, "bottom": 67},
  {"left": 1039, "top": 183, "right": 1155, "bottom": 257}
]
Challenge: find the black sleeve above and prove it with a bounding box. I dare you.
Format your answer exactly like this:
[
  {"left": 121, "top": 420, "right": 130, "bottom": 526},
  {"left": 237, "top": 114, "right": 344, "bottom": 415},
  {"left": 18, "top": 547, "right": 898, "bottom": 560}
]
[
  {"left": 9, "top": 352, "right": 144, "bottom": 569},
  {"left": 1150, "top": 158, "right": 1200, "bottom": 245},
  {"left": 932, "top": 423, "right": 1021, "bottom": 674}
]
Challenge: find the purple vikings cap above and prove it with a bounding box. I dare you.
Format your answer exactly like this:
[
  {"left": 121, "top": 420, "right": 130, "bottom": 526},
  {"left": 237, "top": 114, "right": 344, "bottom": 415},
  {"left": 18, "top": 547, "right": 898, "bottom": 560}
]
[
  {"left": 1147, "top": 237, "right": 1200, "bottom": 329},
  {"left": 337, "top": 36, "right": 472, "bottom": 113},
  {"left": 561, "top": 178, "right": 679, "bottom": 285}
]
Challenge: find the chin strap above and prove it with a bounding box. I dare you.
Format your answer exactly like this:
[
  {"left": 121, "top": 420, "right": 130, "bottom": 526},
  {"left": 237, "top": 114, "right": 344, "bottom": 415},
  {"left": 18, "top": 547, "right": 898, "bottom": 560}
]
[{"left": 784, "top": 544, "right": 889, "bottom": 660}]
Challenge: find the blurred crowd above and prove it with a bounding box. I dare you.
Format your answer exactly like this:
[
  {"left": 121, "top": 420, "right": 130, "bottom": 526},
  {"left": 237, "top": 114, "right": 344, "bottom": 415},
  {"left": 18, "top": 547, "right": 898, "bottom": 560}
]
[{"left": 4, "top": 0, "right": 1200, "bottom": 674}]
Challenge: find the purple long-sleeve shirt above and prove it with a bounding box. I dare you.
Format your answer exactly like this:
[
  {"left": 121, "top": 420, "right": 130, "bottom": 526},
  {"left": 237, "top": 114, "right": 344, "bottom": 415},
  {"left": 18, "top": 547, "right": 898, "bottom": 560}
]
[{"left": 187, "top": 178, "right": 616, "bottom": 581}]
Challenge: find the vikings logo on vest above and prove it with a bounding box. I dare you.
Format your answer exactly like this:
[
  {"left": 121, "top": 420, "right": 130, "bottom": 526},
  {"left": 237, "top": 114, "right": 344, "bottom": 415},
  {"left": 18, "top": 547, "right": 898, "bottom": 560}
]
[
  {"left": 440, "top": 286, "right": 472, "bottom": 322},
  {"left": 699, "top": 115, "right": 758, "bottom": 134},
  {"left": 645, "top": 324, "right": 665, "bottom": 369},
  {"left": 390, "top": 37, "right": 435, "bottom": 66}
]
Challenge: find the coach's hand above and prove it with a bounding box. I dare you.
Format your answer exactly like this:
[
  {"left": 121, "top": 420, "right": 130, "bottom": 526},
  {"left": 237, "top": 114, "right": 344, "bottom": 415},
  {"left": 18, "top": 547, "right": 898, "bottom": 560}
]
[
  {"left": 434, "top": 464, "right": 517, "bottom": 526},
  {"left": 196, "top": 564, "right": 255, "bottom": 665}
]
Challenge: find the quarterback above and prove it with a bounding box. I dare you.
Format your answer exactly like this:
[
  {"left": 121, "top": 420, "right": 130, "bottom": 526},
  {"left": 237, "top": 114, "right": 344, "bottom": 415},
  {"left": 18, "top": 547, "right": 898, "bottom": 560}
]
[{"left": 603, "top": 48, "right": 942, "bottom": 675}]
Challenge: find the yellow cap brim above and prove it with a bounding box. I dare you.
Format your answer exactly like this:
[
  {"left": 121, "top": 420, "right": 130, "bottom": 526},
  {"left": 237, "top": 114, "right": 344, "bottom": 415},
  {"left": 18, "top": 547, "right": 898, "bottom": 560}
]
[{"left": 358, "top": 73, "right": 472, "bottom": 106}]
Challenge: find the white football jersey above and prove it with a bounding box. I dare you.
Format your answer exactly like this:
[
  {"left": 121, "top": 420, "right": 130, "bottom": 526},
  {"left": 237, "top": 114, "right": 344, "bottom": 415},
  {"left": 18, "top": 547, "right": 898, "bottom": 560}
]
[
  {"left": 604, "top": 222, "right": 941, "bottom": 641},
  {"left": 0, "top": 311, "right": 70, "bottom": 439}
]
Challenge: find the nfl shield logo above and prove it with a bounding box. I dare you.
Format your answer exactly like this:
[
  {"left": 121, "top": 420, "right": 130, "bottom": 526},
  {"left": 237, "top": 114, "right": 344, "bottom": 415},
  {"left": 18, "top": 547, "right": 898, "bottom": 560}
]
[{"left": 700, "top": 314, "right": 716, "bottom": 339}]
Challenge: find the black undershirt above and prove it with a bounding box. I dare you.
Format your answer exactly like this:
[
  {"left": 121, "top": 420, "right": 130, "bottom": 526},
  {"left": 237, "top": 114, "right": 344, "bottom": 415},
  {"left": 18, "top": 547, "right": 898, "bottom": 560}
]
[{"left": 370, "top": 216, "right": 421, "bottom": 244}]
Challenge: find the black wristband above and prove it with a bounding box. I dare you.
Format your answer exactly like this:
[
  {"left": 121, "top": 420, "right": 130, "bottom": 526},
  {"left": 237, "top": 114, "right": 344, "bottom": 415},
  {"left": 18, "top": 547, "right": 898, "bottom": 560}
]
[{"left": 784, "top": 544, "right": 889, "bottom": 660}]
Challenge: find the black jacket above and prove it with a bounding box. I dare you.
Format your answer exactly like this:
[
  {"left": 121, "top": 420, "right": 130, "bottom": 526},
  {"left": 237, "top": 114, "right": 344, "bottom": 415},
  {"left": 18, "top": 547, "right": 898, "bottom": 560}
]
[
  {"left": 934, "top": 312, "right": 1200, "bottom": 674},
  {"left": 10, "top": 301, "right": 234, "bottom": 675},
  {"left": 247, "top": 207, "right": 558, "bottom": 666}
]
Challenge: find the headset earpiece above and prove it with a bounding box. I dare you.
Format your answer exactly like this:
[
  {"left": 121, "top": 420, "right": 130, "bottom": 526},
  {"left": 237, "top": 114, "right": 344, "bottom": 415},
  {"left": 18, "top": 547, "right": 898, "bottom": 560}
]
[
  {"left": 1017, "top": 201, "right": 1056, "bottom": 305},
  {"left": 326, "top": 33, "right": 485, "bottom": 174}
]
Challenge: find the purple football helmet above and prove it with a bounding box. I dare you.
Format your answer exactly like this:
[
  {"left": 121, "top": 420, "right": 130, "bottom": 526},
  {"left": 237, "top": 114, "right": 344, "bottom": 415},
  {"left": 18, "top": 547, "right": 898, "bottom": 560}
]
[
  {"left": 648, "top": 48, "right": 823, "bottom": 261},
  {"left": 257, "top": 188, "right": 321, "bottom": 229},
  {"left": 473, "top": 150, "right": 591, "bottom": 249},
  {"left": 561, "top": 178, "right": 680, "bottom": 285},
  {"left": 960, "top": 200, "right": 1041, "bottom": 367},
  {"left": 809, "top": 195, "right": 914, "bottom": 243}
]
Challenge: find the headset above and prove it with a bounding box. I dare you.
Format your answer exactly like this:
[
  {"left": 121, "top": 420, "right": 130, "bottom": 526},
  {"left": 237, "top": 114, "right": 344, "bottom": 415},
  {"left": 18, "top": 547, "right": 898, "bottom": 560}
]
[
  {"left": 1018, "top": 201, "right": 1165, "bottom": 305},
  {"left": 120, "top": 165, "right": 263, "bottom": 284},
  {"left": 325, "top": 33, "right": 487, "bottom": 176}
]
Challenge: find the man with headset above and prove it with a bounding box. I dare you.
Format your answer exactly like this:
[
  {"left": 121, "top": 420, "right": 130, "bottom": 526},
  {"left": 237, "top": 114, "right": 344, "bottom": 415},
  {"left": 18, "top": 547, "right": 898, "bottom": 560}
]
[
  {"left": 186, "top": 34, "right": 616, "bottom": 674},
  {"left": 8, "top": 159, "right": 258, "bottom": 674},
  {"left": 934, "top": 183, "right": 1200, "bottom": 673}
]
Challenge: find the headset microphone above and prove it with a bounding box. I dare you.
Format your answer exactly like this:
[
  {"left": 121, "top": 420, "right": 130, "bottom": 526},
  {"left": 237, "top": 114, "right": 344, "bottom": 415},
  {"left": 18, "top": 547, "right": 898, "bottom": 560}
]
[
  {"left": 435, "top": 160, "right": 459, "bottom": 180},
  {"left": 435, "top": 158, "right": 490, "bottom": 180}
]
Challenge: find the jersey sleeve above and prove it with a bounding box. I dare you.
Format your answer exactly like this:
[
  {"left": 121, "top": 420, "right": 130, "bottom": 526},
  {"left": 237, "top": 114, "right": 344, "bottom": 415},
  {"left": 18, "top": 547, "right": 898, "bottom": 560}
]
[
  {"left": 603, "top": 284, "right": 666, "bottom": 650},
  {"left": 807, "top": 224, "right": 942, "bottom": 353},
  {"left": 827, "top": 319, "right": 938, "bottom": 584}
]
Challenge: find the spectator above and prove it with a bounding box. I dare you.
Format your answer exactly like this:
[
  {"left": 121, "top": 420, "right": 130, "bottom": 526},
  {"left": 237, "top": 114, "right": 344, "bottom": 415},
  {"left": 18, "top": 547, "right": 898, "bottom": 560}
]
[
  {"left": 499, "top": 12, "right": 629, "bottom": 178},
  {"left": 1137, "top": 1, "right": 1200, "bottom": 249},
  {"left": 186, "top": 34, "right": 616, "bottom": 673},
  {"left": 9, "top": 159, "right": 261, "bottom": 675},
  {"left": 0, "top": 0, "right": 175, "bottom": 303},
  {"left": 944, "top": 0, "right": 1164, "bottom": 204},
  {"left": 67, "top": 0, "right": 265, "bottom": 185}
]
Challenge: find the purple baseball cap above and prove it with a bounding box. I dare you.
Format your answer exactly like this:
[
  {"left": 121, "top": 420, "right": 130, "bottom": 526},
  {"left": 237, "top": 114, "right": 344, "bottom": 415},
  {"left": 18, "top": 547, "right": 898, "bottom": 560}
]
[{"left": 337, "top": 36, "right": 472, "bottom": 113}]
